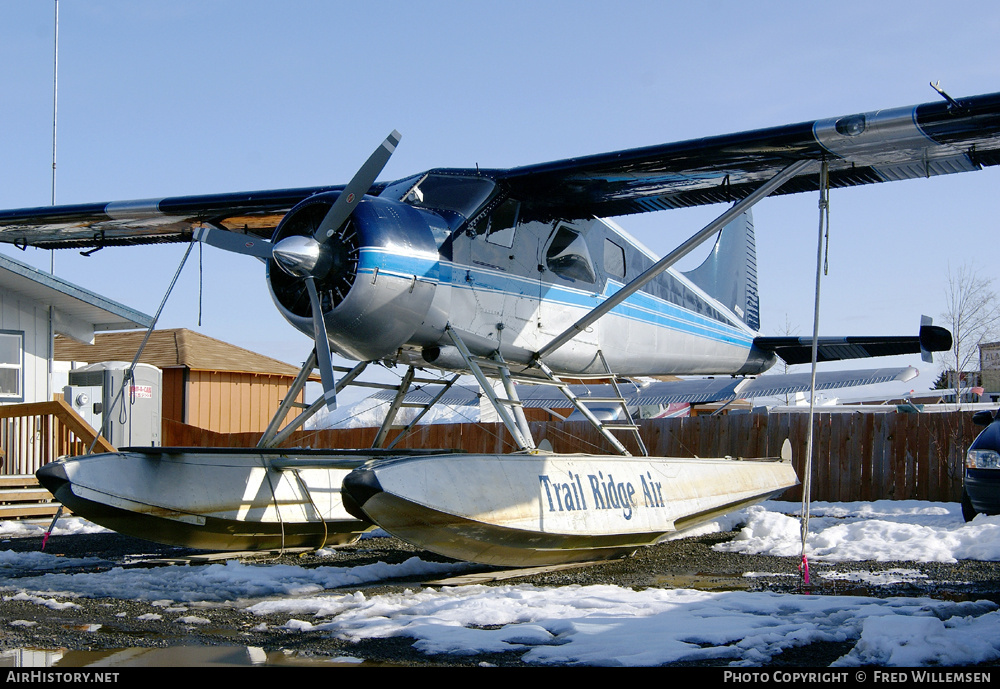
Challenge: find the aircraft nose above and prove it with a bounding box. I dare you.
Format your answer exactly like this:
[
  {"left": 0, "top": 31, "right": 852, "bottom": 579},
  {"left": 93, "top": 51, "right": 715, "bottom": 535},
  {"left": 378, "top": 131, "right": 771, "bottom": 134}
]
[{"left": 341, "top": 466, "right": 383, "bottom": 522}]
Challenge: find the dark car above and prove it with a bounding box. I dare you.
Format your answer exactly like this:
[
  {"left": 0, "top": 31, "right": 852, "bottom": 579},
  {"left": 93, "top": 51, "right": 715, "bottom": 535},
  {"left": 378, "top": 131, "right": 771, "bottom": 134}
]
[{"left": 963, "top": 409, "right": 1000, "bottom": 521}]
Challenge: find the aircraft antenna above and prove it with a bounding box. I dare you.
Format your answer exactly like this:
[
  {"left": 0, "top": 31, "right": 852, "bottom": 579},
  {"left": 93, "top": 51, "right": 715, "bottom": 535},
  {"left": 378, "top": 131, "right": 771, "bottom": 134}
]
[
  {"left": 930, "top": 81, "right": 965, "bottom": 112},
  {"left": 50, "top": 0, "right": 59, "bottom": 273}
]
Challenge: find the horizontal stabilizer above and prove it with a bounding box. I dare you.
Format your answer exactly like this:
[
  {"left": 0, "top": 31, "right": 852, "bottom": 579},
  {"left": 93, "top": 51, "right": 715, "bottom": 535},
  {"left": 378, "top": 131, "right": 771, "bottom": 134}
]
[{"left": 752, "top": 322, "right": 951, "bottom": 365}]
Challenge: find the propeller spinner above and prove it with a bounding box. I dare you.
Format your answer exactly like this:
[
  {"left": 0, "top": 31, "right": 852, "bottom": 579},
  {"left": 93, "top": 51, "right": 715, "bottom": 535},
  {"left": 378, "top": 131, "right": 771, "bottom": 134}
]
[{"left": 195, "top": 130, "right": 402, "bottom": 410}]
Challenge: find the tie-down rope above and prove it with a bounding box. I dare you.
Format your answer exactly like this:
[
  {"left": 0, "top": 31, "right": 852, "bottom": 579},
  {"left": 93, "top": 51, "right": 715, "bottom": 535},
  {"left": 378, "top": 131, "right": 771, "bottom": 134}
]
[{"left": 800, "top": 162, "right": 830, "bottom": 587}]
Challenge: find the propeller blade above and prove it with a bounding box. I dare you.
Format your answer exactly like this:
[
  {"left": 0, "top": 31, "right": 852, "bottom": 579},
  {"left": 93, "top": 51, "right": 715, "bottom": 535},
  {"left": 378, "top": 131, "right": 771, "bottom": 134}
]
[
  {"left": 192, "top": 226, "right": 274, "bottom": 259},
  {"left": 304, "top": 275, "right": 338, "bottom": 411},
  {"left": 313, "top": 130, "right": 401, "bottom": 243}
]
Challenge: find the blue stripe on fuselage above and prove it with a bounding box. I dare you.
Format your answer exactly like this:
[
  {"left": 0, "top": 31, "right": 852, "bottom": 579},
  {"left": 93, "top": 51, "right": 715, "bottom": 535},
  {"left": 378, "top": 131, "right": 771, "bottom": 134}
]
[{"left": 356, "top": 247, "right": 754, "bottom": 348}]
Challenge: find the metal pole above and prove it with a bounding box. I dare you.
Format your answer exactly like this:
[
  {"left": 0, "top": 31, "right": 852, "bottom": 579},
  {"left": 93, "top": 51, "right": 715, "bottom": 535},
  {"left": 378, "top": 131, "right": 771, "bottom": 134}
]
[
  {"left": 800, "top": 161, "right": 829, "bottom": 586},
  {"left": 50, "top": 0, "right": 59, "bottom": 273},
  {"left": 256, "top": 350, "right": 318, "bottom": 448}
]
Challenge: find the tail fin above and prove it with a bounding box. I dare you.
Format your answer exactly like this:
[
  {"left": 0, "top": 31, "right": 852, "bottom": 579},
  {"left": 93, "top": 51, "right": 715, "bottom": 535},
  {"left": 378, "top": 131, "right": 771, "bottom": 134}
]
[{"left": 682, "top": 210, "right": 759, "bottom": 331}]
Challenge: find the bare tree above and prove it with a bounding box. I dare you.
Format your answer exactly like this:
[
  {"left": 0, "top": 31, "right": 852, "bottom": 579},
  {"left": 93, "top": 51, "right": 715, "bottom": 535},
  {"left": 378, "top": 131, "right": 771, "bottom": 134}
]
[
  {"left": 759, "top": 314, "right": 801, "bottom": 404},
  {"left": 939, "top": 263, "right": 1000, "bottom": 402}
]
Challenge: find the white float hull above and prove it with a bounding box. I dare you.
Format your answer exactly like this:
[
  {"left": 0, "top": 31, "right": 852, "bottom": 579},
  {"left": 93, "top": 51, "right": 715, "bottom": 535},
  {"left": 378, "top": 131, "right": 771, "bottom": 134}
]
[
  {"left": 36, "top": 448, "right": 392, "bottom": 551},
  {"left": 341, "top": 452, "right": 799, "bottom": 566}
]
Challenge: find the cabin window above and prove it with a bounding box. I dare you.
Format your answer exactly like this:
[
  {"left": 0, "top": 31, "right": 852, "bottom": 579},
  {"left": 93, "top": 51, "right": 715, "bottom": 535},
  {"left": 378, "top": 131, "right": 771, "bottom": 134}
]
[
  {"left": 484, "top": 199, "right": 520, "bottom": 248},
  {"left": 0, "top": 331, "right": 23, "bottom": 400},
  {"left": 604, "top": 239, "right": 626, "bottom": 279},
  {"left": 545, "top": 225, "right": 596, "bottom": 283}
]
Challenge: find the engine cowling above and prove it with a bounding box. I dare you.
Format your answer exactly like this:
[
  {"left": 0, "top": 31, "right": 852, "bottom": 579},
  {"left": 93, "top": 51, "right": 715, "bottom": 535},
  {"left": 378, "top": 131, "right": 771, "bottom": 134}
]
[{"left": 267, "top": 192, "right": 442, "bottom": 362}]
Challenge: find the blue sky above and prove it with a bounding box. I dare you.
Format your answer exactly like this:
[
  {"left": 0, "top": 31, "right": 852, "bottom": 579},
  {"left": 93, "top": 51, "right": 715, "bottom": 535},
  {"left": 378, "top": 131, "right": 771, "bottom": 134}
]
[{"left": 2, "top": 1, "right": 999, "bottom": 397}]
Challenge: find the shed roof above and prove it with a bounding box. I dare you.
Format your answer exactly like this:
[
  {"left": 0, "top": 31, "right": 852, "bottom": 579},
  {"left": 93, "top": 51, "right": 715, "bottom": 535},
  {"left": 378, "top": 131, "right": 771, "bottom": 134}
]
[{"left": 55, "top": 328, "right": 311, "bottom": 378}]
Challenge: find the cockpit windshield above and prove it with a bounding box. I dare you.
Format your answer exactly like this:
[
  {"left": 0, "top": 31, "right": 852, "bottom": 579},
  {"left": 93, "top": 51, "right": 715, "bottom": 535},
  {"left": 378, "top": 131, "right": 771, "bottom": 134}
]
[{"left": 381, "top": 173, "right": 495, "bottom": 219}]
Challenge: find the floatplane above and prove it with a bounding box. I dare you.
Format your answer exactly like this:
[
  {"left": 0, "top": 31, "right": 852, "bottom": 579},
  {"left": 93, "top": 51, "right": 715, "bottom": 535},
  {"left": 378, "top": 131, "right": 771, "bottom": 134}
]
[{"left": 2, "top": 86, "right": 996, "bottom": 566}]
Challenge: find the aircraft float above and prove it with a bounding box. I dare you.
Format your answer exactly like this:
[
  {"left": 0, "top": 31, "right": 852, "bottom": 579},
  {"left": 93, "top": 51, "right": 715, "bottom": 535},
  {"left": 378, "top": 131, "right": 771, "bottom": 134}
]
[{"left": 2, "top": 86, "right": 995, "bottom": 566}]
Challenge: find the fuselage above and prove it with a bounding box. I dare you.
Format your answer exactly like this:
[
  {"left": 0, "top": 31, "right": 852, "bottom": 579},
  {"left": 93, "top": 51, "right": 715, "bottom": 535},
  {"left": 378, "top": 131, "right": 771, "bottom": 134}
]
[{"left": 266, "top": 172, "right": 776, "bottom": 379}]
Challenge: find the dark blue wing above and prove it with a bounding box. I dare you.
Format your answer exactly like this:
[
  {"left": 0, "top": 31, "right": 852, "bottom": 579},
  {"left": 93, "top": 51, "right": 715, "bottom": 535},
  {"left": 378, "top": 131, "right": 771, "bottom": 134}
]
[
  {"left": 497, "top": 92, "right": 1000, "bottom": 220},
  {"left": 0, "top": 186, "right": 345, "bottom": 249},
  {"left": 2, "top": 91, "right": 999, "bottom": 249}
]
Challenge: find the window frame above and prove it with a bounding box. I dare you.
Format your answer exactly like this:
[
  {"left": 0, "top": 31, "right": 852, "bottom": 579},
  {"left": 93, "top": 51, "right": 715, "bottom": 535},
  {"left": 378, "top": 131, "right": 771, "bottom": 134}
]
[
  {"left": 545, "top": 224, "right": 597, "bottom": 284},
  {"left": 0, "top": 330, "right": 25, "bottom": 402},
  {"left": 604, "top": 238, "right": 626, "bottom": 280}
]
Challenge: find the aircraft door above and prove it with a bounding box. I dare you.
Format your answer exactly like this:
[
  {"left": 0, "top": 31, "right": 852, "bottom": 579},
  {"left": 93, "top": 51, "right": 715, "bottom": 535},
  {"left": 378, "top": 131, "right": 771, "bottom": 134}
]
[
  {"left": 452, "top": 199, "right": 539, "bottom": 349},
  {"left": 536, "top": 221, "right": 601, "bottom": 358}
]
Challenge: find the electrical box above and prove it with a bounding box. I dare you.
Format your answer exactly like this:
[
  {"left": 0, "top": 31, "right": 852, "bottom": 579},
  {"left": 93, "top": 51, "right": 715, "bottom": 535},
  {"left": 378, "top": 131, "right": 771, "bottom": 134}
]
[
  {"left": 66, "top": 362, "right": 162, "bottom": 448},
  {"left": 62, "top": 384, "right": 104, "bottom": 432}
]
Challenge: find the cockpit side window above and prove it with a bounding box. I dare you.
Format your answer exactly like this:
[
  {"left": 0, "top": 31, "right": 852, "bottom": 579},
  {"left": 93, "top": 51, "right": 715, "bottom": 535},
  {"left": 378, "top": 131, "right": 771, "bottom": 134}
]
[
  {"left": 545, "top": 224, "right": 596, "bottom": 283},
  {"left": 481, "top": 198, "right": 520, "bottom": 248}
]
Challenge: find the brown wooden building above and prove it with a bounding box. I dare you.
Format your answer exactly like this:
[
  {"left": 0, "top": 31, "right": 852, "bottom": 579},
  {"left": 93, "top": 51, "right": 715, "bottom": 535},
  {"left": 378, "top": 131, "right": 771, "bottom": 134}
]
[{"left": 54, "top": 329, "right": 314, "bottom": 434}]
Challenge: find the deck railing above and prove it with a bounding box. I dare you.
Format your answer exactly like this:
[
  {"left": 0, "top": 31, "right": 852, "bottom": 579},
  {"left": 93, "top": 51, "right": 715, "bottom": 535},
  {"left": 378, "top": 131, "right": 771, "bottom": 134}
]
[{"left": 0, "top": 399, "right": 114, "bottom": 519}]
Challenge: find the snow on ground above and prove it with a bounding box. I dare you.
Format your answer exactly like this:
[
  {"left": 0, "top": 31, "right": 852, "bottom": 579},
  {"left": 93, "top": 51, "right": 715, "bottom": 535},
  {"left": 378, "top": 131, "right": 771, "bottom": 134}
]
[
  {"left": 306, "top": 389, "right": 481, "bottom": 430},
  {"left": 2, "top": 501, "right": 1000, "bottom": 666},
  {"left": 718, "top": 500, "right": 1000, "bottom": 562},
  {"left": 0, "top": 517, "right": 109, "bottom": 539}
]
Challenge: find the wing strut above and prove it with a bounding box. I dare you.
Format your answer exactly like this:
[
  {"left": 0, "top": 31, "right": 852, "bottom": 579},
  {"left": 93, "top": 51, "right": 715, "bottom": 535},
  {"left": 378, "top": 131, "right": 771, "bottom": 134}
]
[
  {"left": 371, "top": 366, "right": 462, "bottom": 450},
  {"left": 257, "top": 358, "right": 370, "bottom": 449},
  {"left": 89, "top": 241, "right": 195, "bottom": 454},
  {"left": 446, "top": 325, "right": 535, "bottom": 451},
  {"left": 532, "top": 159, "right": 815, "bottom": 363}
]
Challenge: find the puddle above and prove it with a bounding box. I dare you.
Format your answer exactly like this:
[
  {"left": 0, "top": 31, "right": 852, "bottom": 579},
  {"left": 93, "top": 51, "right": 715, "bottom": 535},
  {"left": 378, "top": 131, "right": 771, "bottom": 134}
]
[
  {"left": 61, "top": 623, "right": 102, "bottom": 633},
  {"left": 651, "top": 571, "right": 754, "bottom": 591},
  {"left": 650, "top": 568, "right": 988, "bottom": 601},
  {"left": 0, "top": 646, "right": 381, "bottom": 667}
]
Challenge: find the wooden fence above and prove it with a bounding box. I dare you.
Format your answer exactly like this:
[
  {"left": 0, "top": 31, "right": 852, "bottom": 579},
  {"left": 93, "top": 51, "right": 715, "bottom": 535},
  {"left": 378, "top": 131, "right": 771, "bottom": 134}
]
[{"left": 163, "top": 410, "right": 980, "bottom": 503}]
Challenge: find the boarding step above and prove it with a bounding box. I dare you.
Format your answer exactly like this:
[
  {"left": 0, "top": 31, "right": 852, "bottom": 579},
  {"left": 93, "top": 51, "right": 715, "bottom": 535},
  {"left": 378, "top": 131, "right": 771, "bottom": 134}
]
[
  {"left": 536, "top": 355, "right": 648, "bottom": 457},
  {"left": 0, "top": 474, "right": 67, "bottom": 519}
]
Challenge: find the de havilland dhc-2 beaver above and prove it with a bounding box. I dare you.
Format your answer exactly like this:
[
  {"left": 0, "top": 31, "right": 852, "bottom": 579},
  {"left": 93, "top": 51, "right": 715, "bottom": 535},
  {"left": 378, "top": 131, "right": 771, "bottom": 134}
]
[{"left": 1, "top": 86, "right": 997, "bottom": 566}]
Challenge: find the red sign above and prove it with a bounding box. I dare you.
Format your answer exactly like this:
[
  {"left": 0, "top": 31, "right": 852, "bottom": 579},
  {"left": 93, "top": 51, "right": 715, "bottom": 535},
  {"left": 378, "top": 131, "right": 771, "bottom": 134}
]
[{"left": 130, "top": 385, "right": 153, "bottom": 399}]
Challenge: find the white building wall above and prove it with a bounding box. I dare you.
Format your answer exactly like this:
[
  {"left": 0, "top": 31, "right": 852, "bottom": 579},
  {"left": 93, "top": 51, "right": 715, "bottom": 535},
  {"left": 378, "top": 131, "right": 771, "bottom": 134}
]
[{"left": 0, "top": 290, "right": 51, "bottom": 404}]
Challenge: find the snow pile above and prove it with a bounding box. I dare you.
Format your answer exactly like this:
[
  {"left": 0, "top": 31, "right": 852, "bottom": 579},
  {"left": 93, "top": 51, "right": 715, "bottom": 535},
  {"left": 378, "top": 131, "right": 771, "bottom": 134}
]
[
  {"left": 0, "top": 517, "right": 108, "bottom": 539},
  {"left": 717, "top": 500, "right": 1000, "bottom": 562},
  {"left": 0, "top": 550, "right": 107, "bottom": 573},
  {"left": 1, "top": 555, "right": 466, "bottom": 602},
  {"left": 837, "top": 612, "right": 1000, "bottom": 667}
]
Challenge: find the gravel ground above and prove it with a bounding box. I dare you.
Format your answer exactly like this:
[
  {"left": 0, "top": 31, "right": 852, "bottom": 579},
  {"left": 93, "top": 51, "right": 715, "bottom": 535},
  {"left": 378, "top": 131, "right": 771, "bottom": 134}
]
[{"left": 2, "top": 528, "right": 1000, "bottom": 667}]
